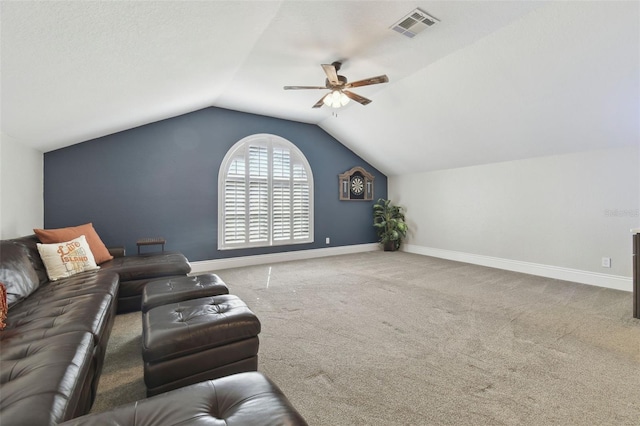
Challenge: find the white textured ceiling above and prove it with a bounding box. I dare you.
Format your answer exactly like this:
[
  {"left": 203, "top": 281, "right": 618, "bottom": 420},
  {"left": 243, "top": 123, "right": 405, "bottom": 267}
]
[{"left": 1, "top": 1, "right": 638, "bottom": 175}]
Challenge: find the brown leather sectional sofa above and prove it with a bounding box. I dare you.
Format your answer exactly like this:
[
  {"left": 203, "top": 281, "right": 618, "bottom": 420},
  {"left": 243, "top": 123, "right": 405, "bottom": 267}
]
[
  {"left": 0, "top": 234, "right": 191, "bottom": 425},
  {"left": 59, "top": 372, "right": 308, "bottom": 426},
  {"left": 100, "top": 249, "right": 192, "bottom": 313}
]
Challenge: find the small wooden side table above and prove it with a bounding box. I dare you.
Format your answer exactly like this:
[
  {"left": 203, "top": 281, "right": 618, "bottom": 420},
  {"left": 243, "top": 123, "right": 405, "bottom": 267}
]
[{"left": 137, "top": 237, "right": 166, "bottom": 254}]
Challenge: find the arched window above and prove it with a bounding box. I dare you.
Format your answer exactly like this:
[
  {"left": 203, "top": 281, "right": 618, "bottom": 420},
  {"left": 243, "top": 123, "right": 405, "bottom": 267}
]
[{"left": 218, "top": 134, "right": 314, "bottom": 249}]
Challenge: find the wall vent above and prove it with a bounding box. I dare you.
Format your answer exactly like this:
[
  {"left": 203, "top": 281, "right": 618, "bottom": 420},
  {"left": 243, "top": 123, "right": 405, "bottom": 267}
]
[{"left": 391, "top": 8, "right": 439, "bottom": 38}]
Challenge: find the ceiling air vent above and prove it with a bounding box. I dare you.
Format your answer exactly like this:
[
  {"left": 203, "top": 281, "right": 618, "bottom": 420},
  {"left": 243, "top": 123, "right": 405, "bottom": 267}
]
[{"left": 391, "top": 8, "right": 439, "bottom": 38}]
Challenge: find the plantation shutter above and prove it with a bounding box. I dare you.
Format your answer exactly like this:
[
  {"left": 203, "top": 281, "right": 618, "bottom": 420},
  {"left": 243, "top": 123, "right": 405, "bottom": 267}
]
[
  {"left": 273, "top": 147, "right": 291, "bottom": 241},
  {"left": 292, "top": 164, "right": 310, "bottom": 239},
  {"left": 248, "top": 145, "right": 269, "bottom": 243},
  {"left": 219, "top": 134, "right": 314, "bottom": 249},
  {"left": 224, "top": 156, "right": 246, "bottom": 244}
]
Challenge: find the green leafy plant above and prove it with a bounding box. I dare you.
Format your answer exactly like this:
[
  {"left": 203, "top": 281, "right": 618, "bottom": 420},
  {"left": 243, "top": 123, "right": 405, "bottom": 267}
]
[{"left": 373, "top": 198, "right": 408, "bottom": 251}]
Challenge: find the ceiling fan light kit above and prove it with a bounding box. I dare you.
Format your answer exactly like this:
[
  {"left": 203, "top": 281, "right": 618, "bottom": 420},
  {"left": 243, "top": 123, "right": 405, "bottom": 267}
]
[
  {"left": 284, "top": 61, "right": 389, "bottom": 109},
  {"left": 323, "top": 90, "right": 350, "bottom": 108}
]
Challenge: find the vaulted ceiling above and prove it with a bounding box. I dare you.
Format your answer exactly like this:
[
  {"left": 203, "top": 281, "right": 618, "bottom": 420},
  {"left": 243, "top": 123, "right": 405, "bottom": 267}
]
[{"left": 1, "top": 1, "right": 638, "bottom": 176}]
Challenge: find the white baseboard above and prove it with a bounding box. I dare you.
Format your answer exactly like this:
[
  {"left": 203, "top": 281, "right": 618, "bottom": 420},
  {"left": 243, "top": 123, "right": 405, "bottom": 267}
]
[
  {"left": 402, "top": 244, "right": 633, "bottom": 292},
  {"left": 189, "top": 242, "right": 632, "bottom": 292},
  {"left": 190, "top": 243, "right": 380, "bottom": 273}
]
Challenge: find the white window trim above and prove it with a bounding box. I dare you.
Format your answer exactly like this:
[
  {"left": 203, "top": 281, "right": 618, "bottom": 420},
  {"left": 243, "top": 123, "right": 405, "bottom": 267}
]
[{"left": 218, "top": 134, "right": 314, "bottom": 250}]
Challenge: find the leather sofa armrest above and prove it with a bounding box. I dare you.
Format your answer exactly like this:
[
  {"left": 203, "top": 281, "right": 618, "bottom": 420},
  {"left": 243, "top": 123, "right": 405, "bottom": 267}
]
[{"left": 108, "top": 247, "right": 126, "bottom": 258}]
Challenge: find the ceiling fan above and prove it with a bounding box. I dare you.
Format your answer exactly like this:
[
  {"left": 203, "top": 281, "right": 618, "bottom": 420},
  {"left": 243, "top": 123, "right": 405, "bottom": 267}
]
[{"left": 284, "top": 62, "right": 389, "bottom": 109}]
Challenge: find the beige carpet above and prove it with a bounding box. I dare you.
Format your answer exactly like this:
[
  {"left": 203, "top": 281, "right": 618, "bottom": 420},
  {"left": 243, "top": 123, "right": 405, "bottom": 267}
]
[{"left": 92, "top": 252, "right": 640, "bottom": 425}]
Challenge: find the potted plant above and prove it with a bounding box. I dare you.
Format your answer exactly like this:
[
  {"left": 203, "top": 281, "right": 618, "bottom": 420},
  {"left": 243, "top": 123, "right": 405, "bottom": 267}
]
[{"left": 373, "top": 198, "right": 408, "bottom": 251}]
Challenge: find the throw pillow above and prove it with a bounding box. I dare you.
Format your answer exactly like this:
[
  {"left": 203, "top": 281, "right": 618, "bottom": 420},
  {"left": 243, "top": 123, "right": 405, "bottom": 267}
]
[
  {"left": 0, "top": 283, "right": 7, "bottom": 330},
  {"left": 34, "top": 223, "right": 113, "bottom": 264},
  {"left": 37, "top": 235, "right": 100, "bottom": 281}
]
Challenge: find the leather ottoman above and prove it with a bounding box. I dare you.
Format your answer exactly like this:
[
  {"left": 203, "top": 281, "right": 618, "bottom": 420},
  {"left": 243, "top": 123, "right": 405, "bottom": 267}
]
[
  {"left": 59, "top": 372, "right": 308, "bottom": 425},
  {"left": 142, "top": 294, "right": 260, "bottom": 396},
  {"left": 141, "top": 273, "right": 229, "bottom": 313}
]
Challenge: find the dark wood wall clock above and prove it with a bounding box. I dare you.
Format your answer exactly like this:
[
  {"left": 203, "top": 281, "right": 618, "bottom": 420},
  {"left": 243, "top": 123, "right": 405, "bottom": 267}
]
[{"left": 339, "top": 166, "right": 374, "bottom": 201}]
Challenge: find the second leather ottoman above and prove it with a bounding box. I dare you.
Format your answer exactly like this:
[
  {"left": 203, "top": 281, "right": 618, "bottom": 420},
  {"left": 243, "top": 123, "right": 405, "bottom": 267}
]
[
  {"left": 142, "top": 294, "right": 261, "bottom": 396},
  {"left": 141, "top": 273, "right": 230, "bottom": 313}
]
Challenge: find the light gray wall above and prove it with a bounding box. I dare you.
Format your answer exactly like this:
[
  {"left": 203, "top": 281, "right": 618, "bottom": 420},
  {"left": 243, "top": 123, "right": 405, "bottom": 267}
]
[
  {"left": 389, "top": 145, "right": 639, "bottom": 278},
  {"left": 0, "top": 134, "right": 43, "bottom": 238}
]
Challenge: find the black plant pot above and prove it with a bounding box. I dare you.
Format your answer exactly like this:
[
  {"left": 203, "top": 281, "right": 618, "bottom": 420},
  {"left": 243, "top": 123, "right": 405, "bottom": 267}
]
[{"left": 383, "top": 241, "right": 398, "bottom": 252}]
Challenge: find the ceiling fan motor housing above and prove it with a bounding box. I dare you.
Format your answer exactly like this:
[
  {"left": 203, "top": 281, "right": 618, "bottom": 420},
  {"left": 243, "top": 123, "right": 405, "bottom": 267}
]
[{"left": 326, "top": 75, "right": 348, "bottom": 88}]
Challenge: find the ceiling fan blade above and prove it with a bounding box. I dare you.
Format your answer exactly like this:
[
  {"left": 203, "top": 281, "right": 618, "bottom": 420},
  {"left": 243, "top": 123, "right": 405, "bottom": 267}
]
[
  {"left": 321, "top": 64, "right": 340, "bottom": 85},
  {"left": 343, "top": 90, "right": 372, "bottom": 106},
  {"left": 312, "top": 94, "right": 330, "bottom": 108},
  {"left": 284, "top": 85, "right": 328, "bottom": 90},
  {"left": 345, "top": 75, "right": 389, "bottom": 89}
]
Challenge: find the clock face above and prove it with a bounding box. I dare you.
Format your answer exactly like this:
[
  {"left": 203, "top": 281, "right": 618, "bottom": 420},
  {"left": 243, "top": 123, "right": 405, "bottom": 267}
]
[{"left": 351, "top": 176, "right": 364, "bottom": 195}]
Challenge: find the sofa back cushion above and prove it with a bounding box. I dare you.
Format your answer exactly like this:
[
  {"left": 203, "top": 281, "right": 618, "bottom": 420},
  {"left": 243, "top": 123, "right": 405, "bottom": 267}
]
[
  {"left": 0, "top": 241, "right": 40, "bottom": 307},
  {"left": 9, "top": 235, "right": 49, "bottom": 285}
]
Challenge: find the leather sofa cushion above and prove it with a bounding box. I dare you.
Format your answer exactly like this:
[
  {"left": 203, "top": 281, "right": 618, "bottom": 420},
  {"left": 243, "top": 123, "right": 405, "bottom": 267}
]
[
  {"left": 7, "top": 235, "right": 50, "bottom": 285},
  {"left": 0, "top": 240, "right": 40, "bottom": 306},
  {"left": 99, "top": 251, "right": 191, "bottom": 287},
  {"left": 0, "top": 331, "right": 94, "bottom": 425},
  {"left": 58, "top": 372, "right": 308, "bottom": 426},
  {"left": 26, "top": 270, "right": 119, "bottom": 303},
  {"left": 2, "top": 292, "right": 112, "bottom": 345}
]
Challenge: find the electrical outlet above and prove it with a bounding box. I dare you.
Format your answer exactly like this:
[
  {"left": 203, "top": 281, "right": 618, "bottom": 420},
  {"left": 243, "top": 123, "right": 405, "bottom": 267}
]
[
  {"left": 601, "top": 257, "right": 611, "bottom": 268},
  {"left": 326, "top": 237, "right": 330, "bottom": 245}
]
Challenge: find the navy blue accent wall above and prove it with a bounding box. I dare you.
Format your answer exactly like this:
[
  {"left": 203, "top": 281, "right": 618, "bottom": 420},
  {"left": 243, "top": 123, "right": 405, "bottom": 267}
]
[{"left": 44, "top": 107, "right": 387, "bottom": 261}]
